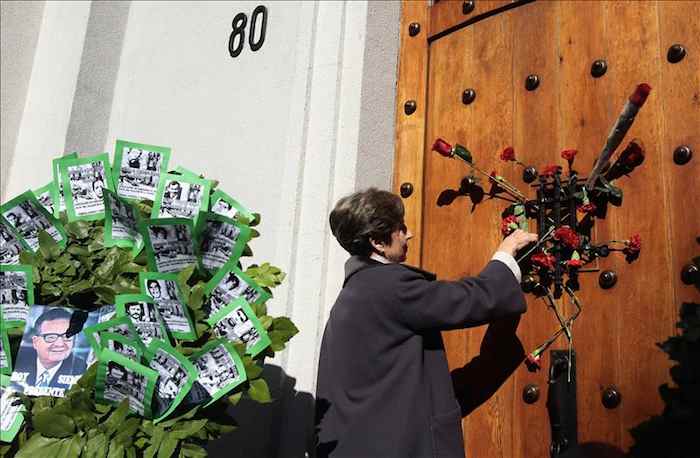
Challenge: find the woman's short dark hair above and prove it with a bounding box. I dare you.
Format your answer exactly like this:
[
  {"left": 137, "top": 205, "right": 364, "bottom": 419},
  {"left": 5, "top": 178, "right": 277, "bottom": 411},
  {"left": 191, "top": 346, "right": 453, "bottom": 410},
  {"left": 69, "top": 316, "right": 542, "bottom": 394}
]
[{"left": 329, "top": 188, "right": 405, "bottom": 256}]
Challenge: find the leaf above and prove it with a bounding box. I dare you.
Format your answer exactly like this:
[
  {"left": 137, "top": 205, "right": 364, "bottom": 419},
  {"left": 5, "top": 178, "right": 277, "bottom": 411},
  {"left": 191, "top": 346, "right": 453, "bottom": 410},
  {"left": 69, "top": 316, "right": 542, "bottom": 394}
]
[
  {"left": 170, "top": 419, "right": 207, "bottom": 440},
  {"left": 113, "top": 417, "right": 141, "bottom": 445},
  {"left": 66, "top": 221, "right": 92, "bottom": 239},
  {"left": 56, "top": 434, "right": 85, "bottom": 458},
  {"left": 247, "top": 378, "right": 272, "bottom": 403},
  {"left": 19, "top": 250, "right": 36, "bottom": 266},
  {"left": 180, "top": 443, "right": 207, "bottom": 458},
  {"left": 227, "top": 392, "right": 242, "bottom": 406},
  {"left": 143, "top": 425, "right": 165, "bottom": 458},
  {"left": 271, "top": 317, "right": 299, "bottom": 338},
  {"left": 107, "top": 442, "right": 124, "bottom": 458},
  {"left": 189, "top": 284, "right": 205, "bottom": 310},
  {"left": 67, "top": 245, "right": 91, "bottom": 256},
  {"left": 84, "top": 432, "right": 108, "bottom": 458},
  {"left": 15, "top": 435, "right": 63, "bottom": 458},
  {"left": 159, "top": 407, "right": 200, "bottom": 428},
  {"left": 38, "top": 230, "right": 62, "bottom": 259},
  {"left": 259, "top": 315, "right": 273, "bottom": 330},
  {"left": 94, "top": 286, "right": 117, "bottom": 304},
  {"left": 177, "top": 265, "right": 195, "bottom": 287},
  {"left": 103, "top": 400, "right": 131, "bottom": 436},
  {"left": 157, "top": 437, "right": 179, "bottom": 458}
]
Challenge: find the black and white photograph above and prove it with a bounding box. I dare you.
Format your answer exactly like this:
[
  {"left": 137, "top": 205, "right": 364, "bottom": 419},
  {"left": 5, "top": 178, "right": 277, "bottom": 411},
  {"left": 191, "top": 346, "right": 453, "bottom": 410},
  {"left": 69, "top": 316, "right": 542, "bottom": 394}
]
[
  {"left": 205, "top": 270, "right": 263, "bottom": 317},
  {"left": 2, "top": 199, "right": 62, "bottom": 251},
  {"left": 65, "top": 160, "right": 109, "bottom": 217},
  {"left": 120, "top": 300, "right": 167, "bottom": 345},
  {"left": 0, "top": 270, "right": 31, "bottom": 324},
  {"left": 211, "top": 198, "right": 238, "bottom": 220},
  {"left": 191, "top": 343, "right": 242, "bottom": 398},
  {"left": 0, "top": 221, "right": 24, "bottom": 265},
  {"left": 146, "top": 223, "right": 196, "bottom": 273},
  {"left": 149, "top": 348, "right": 189, "bottom": 402},
  {"left": 105, "top": 337, "right": 141, "bottom": 362},
  {"left": 103, "top": 360, "right": 148, "bottom": 414},
  {"left": 115, "top": 142, "right": 169, "bottom": 201},
  {"left": 0, "top": 335, "right": 8, "bottom": 373},
  {"left": 143, "top": 278, "right": 194, "bottom": 337},
  {"left": 105, "top": 190, "right": 142, "bottom": 248},
  {"left": 154, "top": 175, "right": 208, "bottom": 221},
  {"left": 33, "top": 187, "right": 55, "bottom": 216},
  {"left": 212, "top": 306, "right": 261, "bottom": 348},
  {"left": 200, "top": 218, "right": 246, "bottom": 271},
  {"left": 0, "top": 379, "right": 24, "bottom": 443}
]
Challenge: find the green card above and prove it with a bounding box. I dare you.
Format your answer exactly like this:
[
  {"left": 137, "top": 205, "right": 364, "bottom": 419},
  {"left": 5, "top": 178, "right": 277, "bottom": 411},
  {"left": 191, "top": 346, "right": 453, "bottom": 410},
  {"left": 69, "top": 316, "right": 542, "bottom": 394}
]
[
  {"left": 144, "top": 340, "right": 197, "bottom": 422},
  {"left": 206, "top": 298, "right": 271, "bottom": 357},
  {"left": 32, "top": 182, "right": 59, "bottom": 216},
  {"left": 98, "top": 331, "right": 146, "bottom": 363},
  {"left": 196, "top": 212, "right": 251, "bottom": 273},
  {"left": 115, "top": 294, "right": 170, "bottom": 345},
  {"left": 141, "top": 218, "right": 197, "bottom": 273},
  {"left": 203, "top": 260, "right": 271, "bottom": 317},
  {"left": 51, "top": 152, "right": 78, "bottom": 216},
  {"left": 0, "top": 309, "right": 11, "bottom": 375},
  {"left": 210, "top": 189, "right": 255, "bottom": 224},
  {"left": 83, "top": 315, "right": 140, "bottom": 365},
  {"left": 0, "top": 191, "right": 67, "bottom": 251},
  {"left": 0, "top": 219, "right": 28, "bottom": 265},
  {"left": 0, "top": 374, "right": 25, "bottom": 443},
  {"left": 152, "top": 173, "right": 210, "bottom": 225},
  {"left": 189, "top": 338, "right": 246, "bottom": 407},
  {"left": 95, "top": 349, "right": 159, "bottom": 417},
  {"left": 139, "top": 272, "right": 197, "bottom": 341},
  {"left": 113, "top": 139, "right": 171, "bottom": 202},
  {"left": 60, "top": 153, "right": 115, "bottom": 221},
  {"left": 0, "top": 264, "right": 34, "bottom": 327},
  {"left": 104, "top": 189, "right": 144, "bottom": 254}
]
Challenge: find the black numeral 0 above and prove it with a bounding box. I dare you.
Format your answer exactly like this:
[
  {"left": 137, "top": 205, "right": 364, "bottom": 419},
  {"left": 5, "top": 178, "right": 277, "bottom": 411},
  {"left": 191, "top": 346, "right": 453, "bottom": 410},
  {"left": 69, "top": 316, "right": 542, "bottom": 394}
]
[
  {"left": 249, "top": 5, "right": 267, "bottom": 52},
  {"left": 229, "top": 12, "right": 247, "bottom": 58}
]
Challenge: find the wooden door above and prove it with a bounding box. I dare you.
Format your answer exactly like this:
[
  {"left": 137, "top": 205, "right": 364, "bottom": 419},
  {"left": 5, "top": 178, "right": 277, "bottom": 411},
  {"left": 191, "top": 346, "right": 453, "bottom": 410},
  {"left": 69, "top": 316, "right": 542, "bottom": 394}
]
[{"left": 394, "top": 1, "right": 699, "bottom": 456}]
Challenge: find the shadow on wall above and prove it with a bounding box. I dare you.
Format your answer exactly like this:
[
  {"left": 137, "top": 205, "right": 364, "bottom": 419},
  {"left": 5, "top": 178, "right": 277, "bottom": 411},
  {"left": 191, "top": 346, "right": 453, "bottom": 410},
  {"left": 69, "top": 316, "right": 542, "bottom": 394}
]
[{"left": 206, "top": 364, "right": 316, "bottom": 458}]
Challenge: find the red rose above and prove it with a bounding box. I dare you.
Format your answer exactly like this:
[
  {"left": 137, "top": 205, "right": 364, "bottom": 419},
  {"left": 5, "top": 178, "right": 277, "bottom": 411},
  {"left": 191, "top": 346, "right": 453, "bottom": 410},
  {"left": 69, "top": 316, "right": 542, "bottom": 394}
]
[
  {"left": 553, "top": 226, "right": 580, "bottom": 249},
  {"left": 566, "top": 259, "right": 584, "bottom": 269},
  {"left": 501, "top": 215, "right": 518, "bottom": 236},
  {"left": 531, "top": 252, "right": 556, "bottom": 269},
  {"left": 560, "top": 149, "right": 578, "bottom": 163},
  {"left": 540, "top": 164, "right": 561, "bottom": 177},
  {"left": 621, "top": 141, "right": 645, "bottom": 167},
  {"left": 577, "top": 203, "right": 597, "bottom": 215},
  {"left": 625, "top": 234, "right": 642, "bottom": 254},
  {"left": 500, "top": 146, "right": 516, "bottom": 162},
  {"left": 432, "top": 138, "right": 453, "bottom": 157},
  {"left": 629, "top": 83, "right": 652, "bottom": 107}
]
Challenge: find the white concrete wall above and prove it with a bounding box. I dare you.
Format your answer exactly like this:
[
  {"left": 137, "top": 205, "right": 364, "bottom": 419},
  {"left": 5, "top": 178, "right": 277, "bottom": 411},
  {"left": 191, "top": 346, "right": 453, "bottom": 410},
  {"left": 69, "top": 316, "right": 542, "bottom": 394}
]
[{"left": 1, "top": 1, "right": 401, "bottom": 455}]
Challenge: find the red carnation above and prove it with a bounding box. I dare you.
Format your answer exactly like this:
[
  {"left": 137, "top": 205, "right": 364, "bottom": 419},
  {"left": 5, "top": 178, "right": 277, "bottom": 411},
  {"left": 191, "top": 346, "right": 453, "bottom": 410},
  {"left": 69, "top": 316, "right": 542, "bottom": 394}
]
[
  {"left": 500, "top": 146, "right": 516, "bottom": 162},
  {"left": 531, "top": 252, "right": 556, "bottom": 269},
  {"left": 566, "top": 259, "right": 584, "bottom": 269},
  {"left": 560, "top": 149, "right": 578, "bottom": 164},
  {"left": 621, "top": 141, "right": 645, "bottom": 167},
  {"left": 501, "top": 215, "right": 518, "bottom": 236},
  {"left": 553, "top": 226, "right": 580, "bottom": 249},
  {"left": 577, "top": 203, "right": 597, "bottom": 215},
  {"left": 624, "top": 234, "right": 642, "bottom": 254},
  {"left": 540, "top": 164, "right": 561, "bottom": 177},
  {"left": 432, "top": 138, "right": 453, "bottom": 157},
  {"left": 629, "top": 83, "right": 652, "bottom": 107},
  {"left": 525, "top": 353, "right": 542, "bottom": 372}
]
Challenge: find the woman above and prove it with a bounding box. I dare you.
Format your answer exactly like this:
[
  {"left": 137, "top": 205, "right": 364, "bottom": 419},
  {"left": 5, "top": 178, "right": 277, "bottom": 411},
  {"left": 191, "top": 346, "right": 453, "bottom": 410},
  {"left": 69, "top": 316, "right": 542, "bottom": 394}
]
[{"left": 316, "top": 188, "right": 537, "bottom": 458}]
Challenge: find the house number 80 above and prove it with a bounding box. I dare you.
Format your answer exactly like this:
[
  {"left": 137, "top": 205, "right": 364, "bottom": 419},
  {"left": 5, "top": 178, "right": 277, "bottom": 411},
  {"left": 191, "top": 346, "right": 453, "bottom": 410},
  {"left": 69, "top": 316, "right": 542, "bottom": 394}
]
[{"left": 229, "top": 5, "right": 268, "bottom": 58}]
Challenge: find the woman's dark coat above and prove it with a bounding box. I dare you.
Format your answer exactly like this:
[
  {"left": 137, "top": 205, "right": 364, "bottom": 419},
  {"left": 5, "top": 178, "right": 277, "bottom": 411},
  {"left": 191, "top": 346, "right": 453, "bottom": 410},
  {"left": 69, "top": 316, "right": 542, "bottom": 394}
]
[{"left": 315, "top": 255, "right": 527, "bottom": 458}]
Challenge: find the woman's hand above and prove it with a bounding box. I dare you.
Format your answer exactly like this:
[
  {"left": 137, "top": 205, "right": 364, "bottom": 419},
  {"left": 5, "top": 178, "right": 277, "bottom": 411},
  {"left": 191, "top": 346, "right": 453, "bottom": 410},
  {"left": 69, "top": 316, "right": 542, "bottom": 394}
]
[{"left": 497, "top": 229, "right": 537, "bottom": 257}]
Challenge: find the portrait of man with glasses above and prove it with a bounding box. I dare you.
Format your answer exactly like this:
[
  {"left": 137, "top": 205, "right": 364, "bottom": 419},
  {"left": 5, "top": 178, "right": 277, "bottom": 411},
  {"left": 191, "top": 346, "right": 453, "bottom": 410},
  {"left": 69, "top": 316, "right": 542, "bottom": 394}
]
[{"left": 10, "top": 307, "right": 88, "bottom": 396}]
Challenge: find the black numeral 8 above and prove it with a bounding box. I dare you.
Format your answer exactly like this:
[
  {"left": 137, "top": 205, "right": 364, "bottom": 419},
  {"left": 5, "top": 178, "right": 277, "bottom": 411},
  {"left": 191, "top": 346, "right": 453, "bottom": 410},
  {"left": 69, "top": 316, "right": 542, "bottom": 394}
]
[{"left": 228, "top": 6, "right": 268, "bottom": 58}]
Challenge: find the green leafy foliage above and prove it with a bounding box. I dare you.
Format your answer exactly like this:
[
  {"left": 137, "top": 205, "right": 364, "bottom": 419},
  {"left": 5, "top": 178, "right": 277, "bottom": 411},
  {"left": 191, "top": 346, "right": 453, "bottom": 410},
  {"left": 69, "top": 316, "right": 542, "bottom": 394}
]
[
  {"left": 3, "top": 204, "right": 296, "bottom": 457},
  {"left": 629, "top": 262, "right": 699, "bottom": 458}
]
